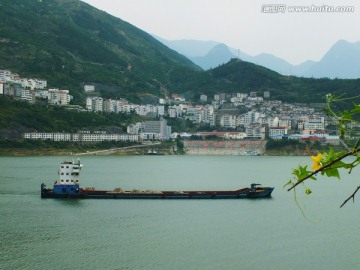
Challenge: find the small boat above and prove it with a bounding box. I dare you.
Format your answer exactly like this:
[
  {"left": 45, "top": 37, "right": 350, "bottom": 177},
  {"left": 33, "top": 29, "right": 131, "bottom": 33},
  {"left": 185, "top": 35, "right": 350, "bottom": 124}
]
[
  {"left": 144, "top": 149, "right": 165, "bottom": 155},
  {"left": 41, "top": 160, "right": 274, "bottom": 199}
]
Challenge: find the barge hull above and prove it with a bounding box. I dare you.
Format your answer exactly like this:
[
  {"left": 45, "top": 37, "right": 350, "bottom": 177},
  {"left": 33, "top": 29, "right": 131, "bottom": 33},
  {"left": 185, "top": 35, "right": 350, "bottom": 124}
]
[{"left": 41, "top": 188, "right": 274, "bottom": 199}]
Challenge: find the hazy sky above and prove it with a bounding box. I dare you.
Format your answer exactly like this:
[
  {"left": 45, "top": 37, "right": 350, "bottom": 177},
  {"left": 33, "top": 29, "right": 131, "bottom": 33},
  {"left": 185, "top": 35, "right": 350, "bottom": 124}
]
[{"left": 82, "top": 0, "right": 360, "bottom": 65}]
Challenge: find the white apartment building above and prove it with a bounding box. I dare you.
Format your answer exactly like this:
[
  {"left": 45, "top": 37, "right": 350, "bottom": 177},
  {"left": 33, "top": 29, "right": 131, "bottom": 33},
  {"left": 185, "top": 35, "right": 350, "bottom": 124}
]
[
  {"left": 86, "top": 97, "right": 104, "bottom": 112},
  {"left": 19, "top": 78, "right": 47, "bottom": 89},
  {"left": 142, "top": 119, "right": 171, "bottom": 140},
  {"left": 157, "top": 105, "right": 165, "bottom": 116},
  {"left": 0, "top": 70, "right": 13, "bottom": 82},
  {"left": 84, "top": 85, "right": 95, "bottom": 92},
  {"left": 92, "top": 97, "right": 104, "bottom": 112},
  {"left": 53, "top": 133, "right": 71, "bottom": 141},
  {"left": 237, "top": 93, "right": 248, "bottom": 99},
  {"left": 304, "top": 117, "right": 325, "bottom": 131},
  {"left": 21, "top": 89, "right": 35, "bottom": 103},
  {"left": 245, "top": 125, "right": 266, "bottom": 139},
  {"left": 116, "top": 102, "right": 129, "bottom": 113},
  {"left": 139, "top": 133, "right": 160, "bottom": 141},
  {"left": 86, "top": 97, "right": 93, "bottom": 111},
  {"left": 269, "top": 127, "right": 288, "bottom": 138},
  {"left": 168, "top": 106, "right": 177, "bottom": 118},
  {"left": 48, "top": 89, "right": 72, "bottom": 105},
  {"left": 244, "top": 111, "right": 260, "bottom": 127},
  {"left": 23, "top": 132, "right": 139, "bottom": 142},
  {"left": 218, "top": 114, "right": 237, "bottom": 129},
  {"left": 103, "top": 99, "right": 116, "bottom": 113},
  {"left": 200, "top": 94, "right": 207, "bottom": 102}
]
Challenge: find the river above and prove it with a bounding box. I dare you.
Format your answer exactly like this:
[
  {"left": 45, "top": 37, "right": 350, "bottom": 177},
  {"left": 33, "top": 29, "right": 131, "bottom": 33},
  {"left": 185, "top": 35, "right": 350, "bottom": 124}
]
[{"left": 1, "top": 155, "right": 360, "bottom": 269}]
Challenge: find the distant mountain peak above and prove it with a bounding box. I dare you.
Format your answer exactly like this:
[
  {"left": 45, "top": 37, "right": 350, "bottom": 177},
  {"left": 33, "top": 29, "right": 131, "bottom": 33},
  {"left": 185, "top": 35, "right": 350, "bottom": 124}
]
[
  {"left": 207, "top": 43, "right": 233, "bottom": 57},
  {"left": 188, "top": 43, "right": 236, "bottom": 70},
  {"left": 303, "top": 39, "right": 360, "bottom": 79}
]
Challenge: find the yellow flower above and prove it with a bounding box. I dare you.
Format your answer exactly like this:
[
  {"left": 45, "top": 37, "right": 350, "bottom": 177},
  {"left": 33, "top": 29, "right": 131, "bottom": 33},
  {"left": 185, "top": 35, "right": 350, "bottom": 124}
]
[{"left": 311, "top": 153, "right": 322, "bottom": 170}]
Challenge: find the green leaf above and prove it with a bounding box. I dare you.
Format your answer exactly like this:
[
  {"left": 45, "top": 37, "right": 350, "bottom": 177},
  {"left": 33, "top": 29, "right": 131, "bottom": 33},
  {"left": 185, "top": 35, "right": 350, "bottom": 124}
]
[
  {"left": 305, "top": 189, "right": 312, "bottom": 195},
  {"left": 324, "top": 168, "right": 340, "bottom": 179}
]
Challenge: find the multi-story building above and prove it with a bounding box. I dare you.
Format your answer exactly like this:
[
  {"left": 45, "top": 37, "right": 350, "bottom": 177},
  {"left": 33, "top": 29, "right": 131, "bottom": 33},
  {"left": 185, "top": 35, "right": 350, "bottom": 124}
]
[
  {"left": 103, "top": 99, "right": 116, "bottom": 113},
  {"left": 157, "top": 105, "right": 165, "bottom": 116},
  {"left": 84, "top": 85, "right": 95, "bottom": 92},
  {"left": 200, "top": 94, "right": 207, "bottom": 102},
  {"left": 53, "top": 132, "right": 72, "bottom": 141},
  {"left": 0, "top": 70, "right": 13, "bottom": 82},
  {"left": 269, "top": 127, "right": 288, "bottom": 139},
  {"left": 19, "top": 78, "right": 47, "bottom": 89},
  {"left": 203, "top": 106, "right": 216, "bottom": 126},
  {"left": 244, "top": 111, "right": 260, "bottom": 127},
  {"left": 48, "top": 89, "right": 72, "bottom": 105},
  {"left": 142, "top": 118, "right": 171, "bottom": 140},
  {"left": 23, "top": 132, "right": 139, "bottom": 142},
  {"left": 217, "top": 114, "right": 237, "bottom": 129},
  {"left": 168, "top": 106, "right": 177, "bottom": 118},
  {"left": 86, "top": 97, "right": 93, "bottom": 111},
  {"left": 21, "top": 88, "right": 35, "bottom": 103},
  {"left": 245, "top": 125, "right": 266, "bottom": 140},
  {"left": 92, "top": 97, "right": 104, "bottom": 112},
  {"left": 304, "top": 117, "right": 325, "bottom": 131}
]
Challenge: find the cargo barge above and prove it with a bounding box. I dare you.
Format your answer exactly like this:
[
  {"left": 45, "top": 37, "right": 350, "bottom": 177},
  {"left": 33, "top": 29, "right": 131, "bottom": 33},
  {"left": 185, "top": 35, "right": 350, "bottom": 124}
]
[{"left": 41, "top": 160, "right": 274, "bottom": 199}]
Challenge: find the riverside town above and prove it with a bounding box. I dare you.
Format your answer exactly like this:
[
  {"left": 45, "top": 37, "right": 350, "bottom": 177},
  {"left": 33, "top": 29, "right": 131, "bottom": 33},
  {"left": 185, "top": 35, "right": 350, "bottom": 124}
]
[{"left": 0, "top": 68, "right": 355, "bottom": 155}]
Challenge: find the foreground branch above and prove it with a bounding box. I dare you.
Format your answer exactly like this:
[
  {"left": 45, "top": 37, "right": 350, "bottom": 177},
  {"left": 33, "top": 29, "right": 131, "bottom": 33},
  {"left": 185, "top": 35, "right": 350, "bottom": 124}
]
[
  {"left": 287, "top": 147, "right": 360, "bottom": 192},
  {"left": 340, "top": 186, "right": 360, "bottom": 208}
]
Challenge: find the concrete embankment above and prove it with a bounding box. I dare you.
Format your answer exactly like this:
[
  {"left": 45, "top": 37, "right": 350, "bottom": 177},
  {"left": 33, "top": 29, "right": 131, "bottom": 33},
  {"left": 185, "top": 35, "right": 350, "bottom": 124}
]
[
  {"left": 183, "top": 140, "right": 266, "bottom": 155},
  {"left": 74, "top": 142, "right": 176, "bottom": 156}
]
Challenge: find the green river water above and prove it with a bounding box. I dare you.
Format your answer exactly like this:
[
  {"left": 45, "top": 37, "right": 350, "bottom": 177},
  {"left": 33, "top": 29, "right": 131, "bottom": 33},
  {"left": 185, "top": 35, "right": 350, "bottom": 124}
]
[{"left": 1, "top": 155, "right": 360, "bottom": 270}]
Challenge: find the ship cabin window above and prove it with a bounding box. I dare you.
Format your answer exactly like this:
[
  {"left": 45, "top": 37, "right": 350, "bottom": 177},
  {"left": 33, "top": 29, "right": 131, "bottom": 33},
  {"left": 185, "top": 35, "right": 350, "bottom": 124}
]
[
  {"left": 61, "top": 179, "right": 64, "bottom": 182},
  {"left": 66, "top": 166, "right": 69, "bottom": 169},
  {"left": 75, "top": 180, "right": 79, "bottom": 182},
  {"left": 66, "top": 173, "right": 69, "bottom": 175},
  {"left": 61, "top": 166, "right": 64, "bottom": 168},
  {"left": 66, "top": 180, "right": 69, "bottom": 182},
  {"left": 71, "top": 180, "right": 74, "bottom": 182},
  {"left": 61, "top": 173, "right": 64, "bottom": 175}
]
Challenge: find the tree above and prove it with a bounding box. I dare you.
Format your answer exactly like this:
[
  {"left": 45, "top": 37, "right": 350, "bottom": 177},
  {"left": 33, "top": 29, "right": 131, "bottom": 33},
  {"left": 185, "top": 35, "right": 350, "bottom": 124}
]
[{"left": 285, "top": 94, "right": 360, "bottom": 207}]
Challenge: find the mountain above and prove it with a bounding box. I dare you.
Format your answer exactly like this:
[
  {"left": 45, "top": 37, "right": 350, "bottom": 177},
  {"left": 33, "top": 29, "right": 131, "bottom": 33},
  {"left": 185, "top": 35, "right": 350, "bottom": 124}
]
[
  {"left": 302, "top": 40, "right": 360, "bottom": 79},
  {"left": 1, "top": 0, "right": 360, "bottom": 107},
  {"left": 0, "top": 0, "right": 199, "bottom": 102},
  {"left": 250, "top": 53, "right": 294, "bottom": 76},
  {"left": 158, "top": 38, "right": 360, "bottom": 79},
  {"left": 154, "top": 37, "right": 220, "bottom": 58},
  {"left": 189, "top": 44, "right": 237, "bottom": 70},
  {"left": 292, "top": 60, "right": 316, "bottom": 76},
  {"left": 192, "top": 59, "right": 360, "bottom": 103}
]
